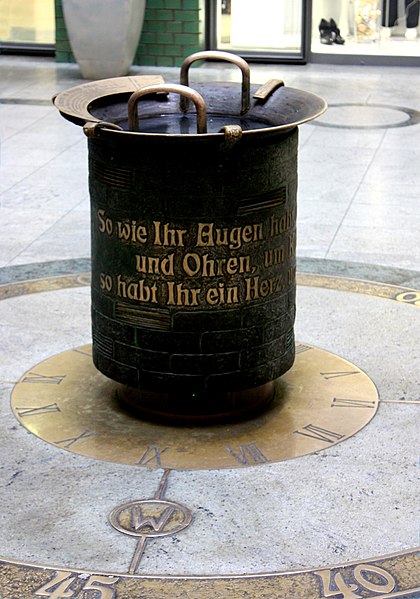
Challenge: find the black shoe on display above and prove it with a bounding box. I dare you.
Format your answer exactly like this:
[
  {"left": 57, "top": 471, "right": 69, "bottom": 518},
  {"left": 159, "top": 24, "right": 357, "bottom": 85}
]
[
  {"left": 330, "top": 18, "right": 345, "bottom": 44},
  {"left": 319, "top": 18, "right": 334, "bottom": 44}
]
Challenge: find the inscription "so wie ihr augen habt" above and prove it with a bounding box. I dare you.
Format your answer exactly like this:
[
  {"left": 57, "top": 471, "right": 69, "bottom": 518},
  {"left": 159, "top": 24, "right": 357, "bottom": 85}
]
[{"left": 97, "top": 211, "right": 296, "bottom": 308}]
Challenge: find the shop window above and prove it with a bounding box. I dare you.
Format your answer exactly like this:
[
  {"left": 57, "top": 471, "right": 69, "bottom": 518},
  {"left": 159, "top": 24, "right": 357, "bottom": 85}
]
[
  {"left": 213, "top": 0, "right": 306, "bottom": 61},
  {"left": 312, "top": 0, "right": 420, "bottom": 58},
  {"left": 0, "top": 0, "right": 55, "bottom": 46}
]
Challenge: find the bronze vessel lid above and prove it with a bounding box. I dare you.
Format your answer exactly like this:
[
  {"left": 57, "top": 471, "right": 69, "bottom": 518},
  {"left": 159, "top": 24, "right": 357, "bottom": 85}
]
[{"left": 53, "top": 51, "right": 327, "bottom": 138}]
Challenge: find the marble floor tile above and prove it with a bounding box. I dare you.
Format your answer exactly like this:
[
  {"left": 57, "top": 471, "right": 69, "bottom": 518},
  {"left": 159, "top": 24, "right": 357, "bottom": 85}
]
[
  {"left": 298, "top": 145, "right": 376, "bottom": 204},
  {"left": 0, "top": 104, "right": 52, "bottom": 141},
  {"left": 304, "top": 125, "right": 386, "bottom": 150},
  {"left": 381, "top": 123, "right": 420, "bottom": 148},
  {"left": 0, "top": 143, "right": 88, "bottom": 211},
  {"left": 7, "top": 208, "right": 91, "bottom": 266},
  {"left": 0, "top": 207, "right": 67, "bottom": 267},
  {"left": 367, "top": 86, "right": 420, "bottom": 110},
  {"left": 297, "top": 124, "right": 315, "bottom": 147},
  {"left": 297, "top": 199, "right": 349, "bottom": 226},
  {"left": 352, "top": 182, "right": 419, "bottom": 206},
  {"left": 343, "top": 202, "right": 419, "bottom": 230},
  {"left": 3, "top": 111, "right": 81, "bottom": 154},
  {"left": 326, "top": 226, "right": 420, "bottom": 270},
  {"left": 363, "top": 147, "right": 420, "bottom": 186},
  {"left": 0, "top": 147, "right": 61, "bottom": 195},
  {"left": 296, "top": 222, "right": 339, "bottom": 258}
]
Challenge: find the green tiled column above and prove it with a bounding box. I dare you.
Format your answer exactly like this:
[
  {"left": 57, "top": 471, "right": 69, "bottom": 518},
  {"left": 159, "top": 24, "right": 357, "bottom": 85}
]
[
  {"left": 55, "top": 0, "right": 205, "bottom": 67},
  {"left": 55, "top": 0, "right": 75, "bottom": 63}
]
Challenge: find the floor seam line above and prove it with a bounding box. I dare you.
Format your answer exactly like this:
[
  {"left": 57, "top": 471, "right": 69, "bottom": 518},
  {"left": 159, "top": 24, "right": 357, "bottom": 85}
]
[{"left": 324, "top": 128, "right": 388, "bottom": 259}]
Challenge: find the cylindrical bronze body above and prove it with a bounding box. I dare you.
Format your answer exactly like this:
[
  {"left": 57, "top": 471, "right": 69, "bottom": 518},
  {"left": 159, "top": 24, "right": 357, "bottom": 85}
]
[{"left": 89, "top": 127, "right": 297, "bottom": 411}]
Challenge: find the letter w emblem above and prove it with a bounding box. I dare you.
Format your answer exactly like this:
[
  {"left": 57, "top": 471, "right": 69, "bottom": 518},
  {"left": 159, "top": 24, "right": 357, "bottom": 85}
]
[{"left": 131, "top": 506, "right": 175, "bottom": 534}]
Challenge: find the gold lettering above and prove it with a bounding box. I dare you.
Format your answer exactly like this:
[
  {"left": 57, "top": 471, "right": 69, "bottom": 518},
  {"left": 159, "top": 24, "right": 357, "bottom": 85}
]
[
  {"left": 127, "top": 282, "right": 140, "bottom": 301},
  {"left": 135, "top": 253, "right": 174, "bottom": 276},
  {"left": 183, "top": 253, "right": 201, "bottom": 276},
  {"left": 353, "top": 564, "right": 395, "bottom": 593},
  {"left": 202, "top": 254, "right": 222, "bottom": 277},
  {"left": 196, "top": 222, "right": 263, "bottom": 250},
  {"left": 117, "top": 276, "right": 158, "bottom": 304},
  {"left": 315, "top": 564, "right": 396, "bottom": 599},
  {"left": 34, "top": 570, "right": 75, "bottom": 598},
  {"left": 264, "top": 246, "right": 285, "bottom": 267},
  {"left": 98, "top": 209, "right": 106, "bottom": 233},
  {"left": 195, "top": 223, "right": 214, "bottom": 247},
  {"left": 153, "top": 221, "right": 187, "bottom": 247},
  {"left": 83, "top": 575, "right": 120, "bottom": 598},
  {"left": 117, "top": 220, "right": 147, "bottom": 243},
  {"left": 241, "top": 225, "right": 254, "bottom": 243},
  {"left": 226, "top": 257, "right": 239, "bottom": 275},
  {"left": 161, "top": 254, "right": 175, "bottom": 276},
  {"left": 35, "top": 571, "right": 120, "bottom": 599},
  {"left": 270, "top": 209, "right": 295, "bottom": 237},
  {"left": 182, "top": 253, "right": 251, "bottom": 278},
  {"left": 245, "top": 275, "right": 260, "bottom": 301},
  {"left": 253, "top": 223, "right": 264, "bottom": 242},
  {"left": 259, "top": 279, "right": 270, "bottom": 297},
  {"left": 245, "top": 275, "right": 284, "bottom": 301},
  {"left": 166, "top": 282, "right": 200, "bottom": 306},
  {"left": 100, "top": 273, "right": 113, "bottom": 292},
  {"left": 315, "top": 569, "right": 361, "bottom": 598},
  {"left": 395, "top": 291, "right": 420, "bottom": 306},
  {"left": 289, "top": 230, "right": 296, "bottom": 257},
  {"left": 206, "top": 287, "right": 219, "bottom": 305},
  {"left": 226, "top": 285, "right": 239, "bottom": 304},
  {"left": 206, "top": 283, "right": 239, "bottom": 306},
  {"left": 97, "top": 209, "right": 113, "bottom": 235}
]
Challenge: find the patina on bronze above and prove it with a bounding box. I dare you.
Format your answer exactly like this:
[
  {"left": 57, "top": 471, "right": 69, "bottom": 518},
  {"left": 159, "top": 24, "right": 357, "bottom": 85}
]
[{"left": 53, "top": 51, "right": 326, "bottom": 422}]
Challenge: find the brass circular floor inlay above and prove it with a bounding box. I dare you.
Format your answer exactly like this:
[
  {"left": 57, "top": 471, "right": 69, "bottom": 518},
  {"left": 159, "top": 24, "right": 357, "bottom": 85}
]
[
  {"left": 11, "top": 342, "right": 378, "bottom": 470},
  {"left": 109, "top": 499, "right": 193, "bottom": 539},
  {"left": 313, "top": 103, "right": 420, "bottom": 129}
]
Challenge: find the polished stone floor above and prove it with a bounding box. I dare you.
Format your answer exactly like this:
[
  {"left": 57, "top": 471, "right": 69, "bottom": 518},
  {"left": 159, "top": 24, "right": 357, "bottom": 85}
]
[
  {"left": 0, "top": 56, "right": 419, "bottom": 597},
  {"left": 0, "top": 55, "right": 420, "bottom": 277}
]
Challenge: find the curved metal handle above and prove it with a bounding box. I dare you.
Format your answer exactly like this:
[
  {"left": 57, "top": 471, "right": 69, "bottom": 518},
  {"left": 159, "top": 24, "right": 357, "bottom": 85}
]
[
  {"left": 83, "top": 121, "right": 123, "bottom": 138},
  {"left": 180, "top": 51, "right": 251, "bottom": 115},
  {"left": 127, "top": 83, "right": 207, "bottom": 134}
]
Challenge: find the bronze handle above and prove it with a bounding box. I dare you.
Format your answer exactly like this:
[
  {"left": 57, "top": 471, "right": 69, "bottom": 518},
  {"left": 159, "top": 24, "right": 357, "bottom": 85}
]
[
  {"left": 179, "top": 51, "right": 251, "bottom": 115},
  {"left": 83, "top": 121, "right": 123, "bottom": 138},
  {"left": 127, "top": 83, "right": 208, "bottom": 134}
]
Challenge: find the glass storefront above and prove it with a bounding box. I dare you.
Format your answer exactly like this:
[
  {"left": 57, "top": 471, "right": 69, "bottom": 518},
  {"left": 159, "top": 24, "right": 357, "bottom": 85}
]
[
  {"left": 1, "top": 0, "right": 418, "bottom": 63},
  {"left": 311, "top": 0, "right": 420, "bottom": 59},
  {"left": 212, "top": 0, "right": 308, "bottom": 61},
  {"left": 208, "top": 0, "right": 420, "bottom": 63},
  {"left": 0, "top": 0, "right": 55, "bottom": 47}
]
